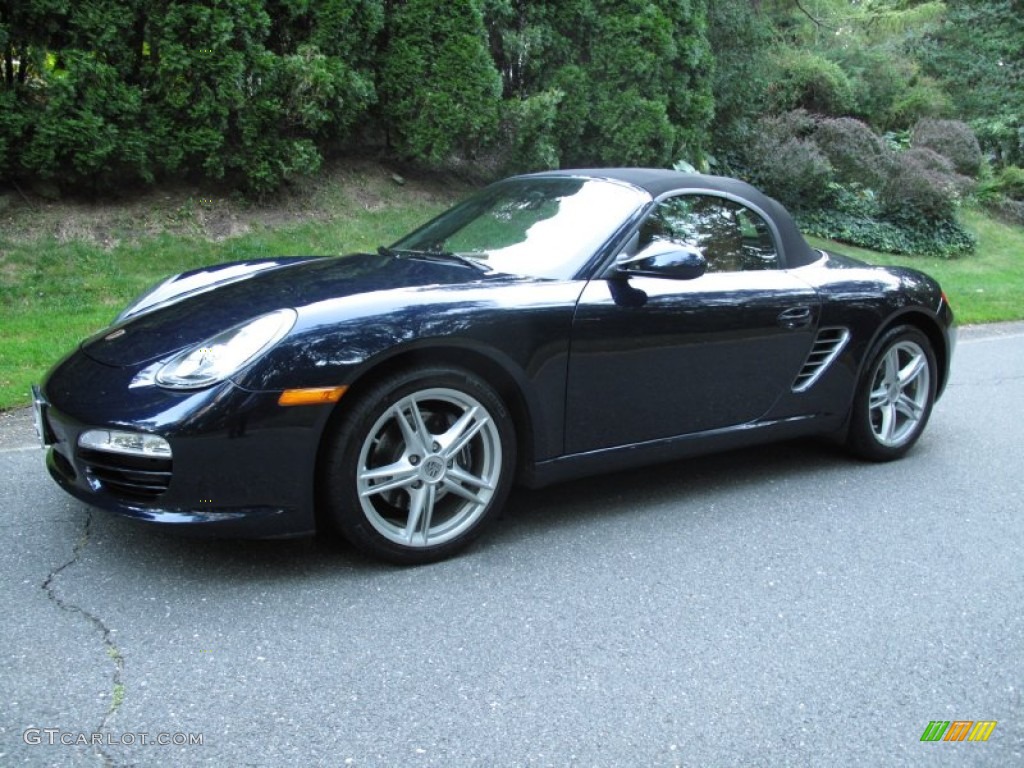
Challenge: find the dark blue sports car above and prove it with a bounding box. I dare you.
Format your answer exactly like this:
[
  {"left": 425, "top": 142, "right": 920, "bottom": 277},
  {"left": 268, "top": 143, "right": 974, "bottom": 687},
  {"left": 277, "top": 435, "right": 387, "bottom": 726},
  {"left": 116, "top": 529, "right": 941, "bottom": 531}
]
[{"left": 34, "top": 169, "right": 955, "bottom": 563}]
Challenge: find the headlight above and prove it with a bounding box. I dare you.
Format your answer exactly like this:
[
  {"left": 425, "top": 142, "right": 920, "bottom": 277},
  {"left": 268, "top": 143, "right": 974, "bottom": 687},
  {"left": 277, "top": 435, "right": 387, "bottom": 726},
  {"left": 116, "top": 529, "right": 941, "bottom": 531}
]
[{"left": 156, "top": 309, "right": 297, "bottom": 389}]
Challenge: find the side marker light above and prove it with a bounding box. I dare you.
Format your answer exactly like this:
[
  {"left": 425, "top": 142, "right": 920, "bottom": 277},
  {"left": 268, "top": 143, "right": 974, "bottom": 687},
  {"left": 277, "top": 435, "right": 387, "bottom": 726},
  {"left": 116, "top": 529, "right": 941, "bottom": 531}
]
[{"left": 278, "top": 386, "right": 347, "bottom": 406}]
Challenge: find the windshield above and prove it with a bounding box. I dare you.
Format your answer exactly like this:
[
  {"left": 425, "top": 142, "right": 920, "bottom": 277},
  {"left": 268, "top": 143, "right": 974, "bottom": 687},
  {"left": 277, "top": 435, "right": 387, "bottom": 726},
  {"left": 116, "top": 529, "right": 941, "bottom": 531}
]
[{"left": 390, "top": 177, "right": 648, "bottom": 279}]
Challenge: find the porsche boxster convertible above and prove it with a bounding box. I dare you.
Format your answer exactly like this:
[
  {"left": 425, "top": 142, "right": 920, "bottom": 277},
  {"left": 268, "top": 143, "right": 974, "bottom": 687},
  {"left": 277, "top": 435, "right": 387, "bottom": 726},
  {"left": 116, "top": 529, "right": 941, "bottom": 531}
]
[{"left": 34, "top": 169, "right": 955, "bottom": 563}]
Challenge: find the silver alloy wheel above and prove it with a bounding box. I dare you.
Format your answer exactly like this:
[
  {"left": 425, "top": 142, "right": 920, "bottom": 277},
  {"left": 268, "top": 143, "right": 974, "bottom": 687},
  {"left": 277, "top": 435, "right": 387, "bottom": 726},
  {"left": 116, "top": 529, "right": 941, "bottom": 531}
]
[
  {"left": 867, "top": 339, "right": 931, "bottom": 448},
  {"left": 355, "top": 387, "right": 502, "bottom": 548}
]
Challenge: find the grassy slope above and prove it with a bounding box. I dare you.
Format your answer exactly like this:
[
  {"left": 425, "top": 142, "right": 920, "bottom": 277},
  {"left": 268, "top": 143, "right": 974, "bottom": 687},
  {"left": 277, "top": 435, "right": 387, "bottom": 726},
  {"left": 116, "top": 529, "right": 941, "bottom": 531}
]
[{"left": 2, "top": 171, "right": 1022, "bottom": 410}]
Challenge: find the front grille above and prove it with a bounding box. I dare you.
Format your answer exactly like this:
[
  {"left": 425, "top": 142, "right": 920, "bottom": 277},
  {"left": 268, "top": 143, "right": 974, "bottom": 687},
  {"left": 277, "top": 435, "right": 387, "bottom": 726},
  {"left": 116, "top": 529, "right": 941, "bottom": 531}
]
[
  {"left": 793, "top": 328, "right": 850, "bottom": 392},
  {"left": 78, "top": 448, "right": 172, "bottom": 500}
]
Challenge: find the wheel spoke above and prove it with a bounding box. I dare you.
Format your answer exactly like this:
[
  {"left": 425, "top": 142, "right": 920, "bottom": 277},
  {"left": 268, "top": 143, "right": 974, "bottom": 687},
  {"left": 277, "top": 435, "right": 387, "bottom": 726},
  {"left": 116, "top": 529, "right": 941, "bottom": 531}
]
[
  {"left": 404, "top": 483, "right": 436, "bottom": 545},
  {"left": 358, "top": 460, "right": 418, "bottom": 498},
  {"left": 899, "top": 353, "right": 927, "bottom": 388},
  {"left": 877, "top": 402, "right": 896, "bottom": 441},
  {"left": 439, "top": 406, "right": 488, "bottom": 458},
  {"left": 895, "top": 393, "right": 924, "bottom": 421},
  {"left": 448, "top": 464, "right": 495, "bottom": 491},
  {"left": 869, "top": 384, "right": 889, "bottom": 411},
  {"left": 392, "top": 396, "right": 430, "bottom": 455},
  {"left": 884, "top": 348, "right": 900, "bottom": 387},
  {"left": 442, "top": 464, "right": 495, "bottom": 505},
  {"left": 442, "top": 478, "right": 486, "bottom": 505}
]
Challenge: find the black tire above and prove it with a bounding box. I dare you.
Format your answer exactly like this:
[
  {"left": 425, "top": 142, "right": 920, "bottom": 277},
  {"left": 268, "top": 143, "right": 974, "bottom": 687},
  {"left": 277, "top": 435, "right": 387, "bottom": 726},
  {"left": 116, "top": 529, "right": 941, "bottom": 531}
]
[
  {"left": 846, "top": 325, "right": 937, "bottom": 461},
  {"left": 322, "top": 366, "right": 516, "bottom": 564}
]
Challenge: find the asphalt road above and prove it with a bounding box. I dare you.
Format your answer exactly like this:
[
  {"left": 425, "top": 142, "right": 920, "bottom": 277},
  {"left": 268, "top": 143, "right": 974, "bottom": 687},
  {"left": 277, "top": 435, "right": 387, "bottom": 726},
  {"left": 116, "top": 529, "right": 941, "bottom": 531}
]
[{"left": 2, "top": 324, "right": 1022, "bottom": 767}]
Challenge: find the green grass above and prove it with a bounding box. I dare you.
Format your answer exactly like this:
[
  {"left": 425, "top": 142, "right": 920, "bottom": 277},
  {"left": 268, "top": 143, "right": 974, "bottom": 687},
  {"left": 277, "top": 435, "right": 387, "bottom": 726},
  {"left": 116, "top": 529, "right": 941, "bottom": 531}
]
[{"left": 2, "top": 189, "right": 1022, "bottom": 411}]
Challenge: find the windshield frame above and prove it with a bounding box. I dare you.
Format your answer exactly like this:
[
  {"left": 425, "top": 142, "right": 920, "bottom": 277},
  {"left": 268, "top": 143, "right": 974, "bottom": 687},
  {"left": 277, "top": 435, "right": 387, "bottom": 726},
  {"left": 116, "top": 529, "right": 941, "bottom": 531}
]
[{"left": 389, "top": 175, "right": 651, "bottom": 280}]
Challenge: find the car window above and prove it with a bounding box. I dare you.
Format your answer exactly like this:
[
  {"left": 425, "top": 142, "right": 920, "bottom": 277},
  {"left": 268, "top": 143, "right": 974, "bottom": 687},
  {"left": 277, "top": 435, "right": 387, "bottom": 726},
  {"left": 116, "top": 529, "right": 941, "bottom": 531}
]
[
  {"left": 393, "top": 178, "right": 648, "bottom": 279},
  {"left": 639, "top": 194, "right": 779, "bottom": 273}
]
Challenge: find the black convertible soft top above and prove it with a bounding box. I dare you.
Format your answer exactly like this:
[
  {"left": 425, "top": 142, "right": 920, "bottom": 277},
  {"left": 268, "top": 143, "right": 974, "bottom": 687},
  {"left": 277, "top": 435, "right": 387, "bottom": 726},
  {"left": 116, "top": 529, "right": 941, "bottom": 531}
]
[{"left": 524, "top": 168, "right": 821, "bottom": 269}]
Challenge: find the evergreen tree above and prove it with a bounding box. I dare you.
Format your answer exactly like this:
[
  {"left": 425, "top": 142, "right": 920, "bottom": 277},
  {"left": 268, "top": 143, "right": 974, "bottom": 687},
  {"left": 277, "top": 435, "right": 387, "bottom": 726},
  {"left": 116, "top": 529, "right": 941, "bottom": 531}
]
[
  {"left": 378, "top": 0, "right": 502, "bottom": 163},
  {"left": 483, "top": 0, "right": 714, "bottom": 169}
]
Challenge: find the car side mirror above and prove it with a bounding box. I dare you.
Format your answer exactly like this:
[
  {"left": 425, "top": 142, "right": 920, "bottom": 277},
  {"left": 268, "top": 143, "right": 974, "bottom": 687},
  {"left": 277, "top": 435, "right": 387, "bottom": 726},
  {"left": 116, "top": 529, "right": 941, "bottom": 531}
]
[{"left": 615, "top": 241, "right": 707, "bottom": 280}]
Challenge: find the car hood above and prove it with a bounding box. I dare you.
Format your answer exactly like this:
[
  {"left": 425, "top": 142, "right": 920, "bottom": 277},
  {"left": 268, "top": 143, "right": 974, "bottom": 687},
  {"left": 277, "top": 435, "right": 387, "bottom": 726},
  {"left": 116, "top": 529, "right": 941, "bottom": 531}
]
[
  {"left": 82, "top": 253, "right": 508, "bottom": 367},
  {"left": 114, "top": 257, "right": 317, "bottom": 322}
]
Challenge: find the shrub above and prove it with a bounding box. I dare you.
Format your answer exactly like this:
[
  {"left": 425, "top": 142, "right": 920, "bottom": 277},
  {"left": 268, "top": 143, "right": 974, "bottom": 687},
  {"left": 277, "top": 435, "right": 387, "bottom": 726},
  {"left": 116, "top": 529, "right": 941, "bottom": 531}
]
[
  {"left": 706, "top": 0, "right": 775, "bottom": 152},
  {"left": 986, "top": 199, "right": 1024, "bottom": 227},
  {"left": 497, "top": 89, "right": 563, "bottom": 173},
  {"left": 995, "top": 166, "right": 1024, "bottom": 200},
  {"left": 886, "top": 76, "right": 953, "bottom": 130},
  {"left": 481, "top": 0, "right": 714, "bottom": 168},
  {"left": 800, "top": 207, "right": 976, "bottom": 258},
  {"left": 813, "top": 117, "right": 892, "bottom": 189},
  {"left": 378, "top": 0, "right": 502, "bottom": 164},
  {"left": 971, "top": 117, "right": 1024, "bottom": 169},
  {"left": 976, "top": 165, "right": 1024, "bottom": 225},
  {"left": 796, "top": 134, "right": 979, "bottom": 258},
  {"left": 880, "top": 148, "right": 969, "bottom": 221},
  {"left": 766, "top": 49, "right": 854, "bottom": 116},
  {"left": 747, "top": 114, "right": 833, "bottom": 210},
  {"left": 572, "top": 87, "right": 677, "bottom": 167},
  {"left": 547, "top": 0, "right": 713, "bottom": 168},
  {"left": 761, "top": 109, "right": 817, "bottom": 141},
  {"left": 20, "top": 52, "right": 152, "bottom": 190},
  {"left": 912, "top": 118, "right": 983, "bottom": 177},
  {"left": 828, "top": 47, "right": 942, "bottom": 132}
]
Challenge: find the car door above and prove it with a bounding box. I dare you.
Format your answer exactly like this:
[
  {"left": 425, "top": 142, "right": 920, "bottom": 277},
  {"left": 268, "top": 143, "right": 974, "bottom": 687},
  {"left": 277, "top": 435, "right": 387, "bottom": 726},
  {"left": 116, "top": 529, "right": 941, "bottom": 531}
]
[{"left": 564, "top": 193, "right": 821, "bottom": 454}]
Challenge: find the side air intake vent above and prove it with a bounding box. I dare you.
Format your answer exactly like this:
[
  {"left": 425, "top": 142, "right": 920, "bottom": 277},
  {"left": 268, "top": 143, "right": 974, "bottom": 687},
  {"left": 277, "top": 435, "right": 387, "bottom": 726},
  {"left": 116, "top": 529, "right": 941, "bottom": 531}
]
[{"left": 793, "top": 328, "right": 850, "bottom": 392}]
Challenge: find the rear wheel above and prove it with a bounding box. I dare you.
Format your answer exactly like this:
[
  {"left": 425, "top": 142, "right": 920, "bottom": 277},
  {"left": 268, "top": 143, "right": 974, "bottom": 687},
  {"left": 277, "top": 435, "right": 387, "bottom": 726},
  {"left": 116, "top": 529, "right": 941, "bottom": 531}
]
[
  {"left": 846, "top": 326, "right": 936, "bottom": 461},
  {"left": 323, "top": 367, "right": 515, "bottom": 564}
]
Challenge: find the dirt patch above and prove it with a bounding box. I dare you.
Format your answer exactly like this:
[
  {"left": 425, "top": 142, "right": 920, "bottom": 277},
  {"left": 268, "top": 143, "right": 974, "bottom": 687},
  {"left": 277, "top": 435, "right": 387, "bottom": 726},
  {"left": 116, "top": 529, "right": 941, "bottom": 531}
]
[{"left": 0, "top": 158, "right": 471, "bottom": 249}]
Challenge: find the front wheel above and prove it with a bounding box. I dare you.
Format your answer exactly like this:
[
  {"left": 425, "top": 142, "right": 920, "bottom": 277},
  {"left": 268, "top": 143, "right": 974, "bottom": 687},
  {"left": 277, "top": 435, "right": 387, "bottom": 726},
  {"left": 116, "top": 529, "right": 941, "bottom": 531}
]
[
  {"left": 846, "top": 325, "right": 937, "bottom": 461},
  {"left": 322, "top": 367, "right": 516, "bottom": 564}
]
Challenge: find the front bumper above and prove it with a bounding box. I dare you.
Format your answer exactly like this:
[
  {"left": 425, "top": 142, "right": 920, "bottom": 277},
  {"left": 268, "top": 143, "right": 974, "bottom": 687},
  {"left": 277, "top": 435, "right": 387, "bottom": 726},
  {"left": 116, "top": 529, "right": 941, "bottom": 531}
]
[{"left": 35, "top": 358, "right": 333, "bottom": 539}]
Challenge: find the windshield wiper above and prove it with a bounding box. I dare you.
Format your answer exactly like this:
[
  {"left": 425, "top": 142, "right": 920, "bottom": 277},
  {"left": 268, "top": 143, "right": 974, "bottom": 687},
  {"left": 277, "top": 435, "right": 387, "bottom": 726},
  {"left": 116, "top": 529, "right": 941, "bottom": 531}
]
[{"left": 378, "top": 246, "right": 489, "bottom": 272}]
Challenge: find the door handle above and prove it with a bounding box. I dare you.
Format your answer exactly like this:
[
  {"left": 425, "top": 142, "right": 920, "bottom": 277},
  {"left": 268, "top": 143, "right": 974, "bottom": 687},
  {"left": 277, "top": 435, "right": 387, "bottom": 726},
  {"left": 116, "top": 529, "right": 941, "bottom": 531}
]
[{"left": 778, "top": 306, "right": 813, "bottom": 329}]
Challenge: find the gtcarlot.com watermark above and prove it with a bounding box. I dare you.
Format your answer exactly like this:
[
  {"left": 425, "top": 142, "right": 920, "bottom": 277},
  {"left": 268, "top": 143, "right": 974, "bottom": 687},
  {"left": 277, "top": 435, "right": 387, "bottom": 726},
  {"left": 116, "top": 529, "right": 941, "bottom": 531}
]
[{"left": 24, "top": 728, "right": 203, "bottom": 747}]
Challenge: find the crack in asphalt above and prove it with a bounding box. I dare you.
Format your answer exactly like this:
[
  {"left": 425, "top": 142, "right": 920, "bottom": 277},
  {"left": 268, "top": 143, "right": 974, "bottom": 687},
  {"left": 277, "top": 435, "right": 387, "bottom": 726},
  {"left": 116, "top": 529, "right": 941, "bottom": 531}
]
[{"left": 41, "top": 509, "right": 124, "bottom": 768}]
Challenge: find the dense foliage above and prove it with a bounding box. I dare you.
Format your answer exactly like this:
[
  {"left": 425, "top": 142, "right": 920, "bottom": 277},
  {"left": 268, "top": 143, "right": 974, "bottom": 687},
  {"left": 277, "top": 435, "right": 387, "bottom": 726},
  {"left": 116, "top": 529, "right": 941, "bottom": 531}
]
[
  {"left": 1, "top": 0, "right": 1020, "bottom": 255},
  {"left": 379, "top": 0, "right": 500, "bottom": 163},
  {"left": 0, "top": 0, "right": 712, "bottom": 192},
  {"left": 484, "top": 0, "right": 713, "bottom": 170},
  {"left": 2, "top": 0, "right": 385, "bottom": 193}
]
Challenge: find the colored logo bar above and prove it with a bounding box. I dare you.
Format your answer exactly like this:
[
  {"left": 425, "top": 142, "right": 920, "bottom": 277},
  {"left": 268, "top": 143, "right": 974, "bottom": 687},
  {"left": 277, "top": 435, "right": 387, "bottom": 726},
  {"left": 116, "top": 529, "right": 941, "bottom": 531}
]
[{"left": 920, "top": 721, "right": 997, "bottom": 742}]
